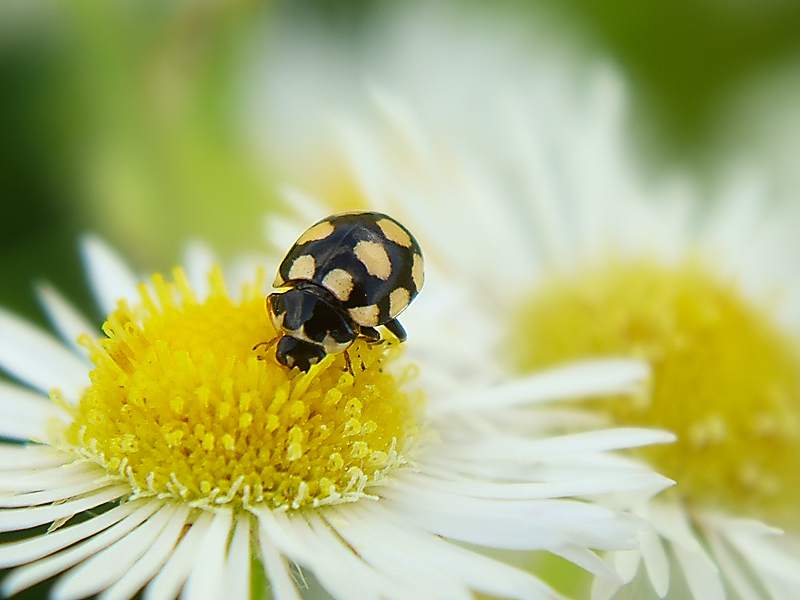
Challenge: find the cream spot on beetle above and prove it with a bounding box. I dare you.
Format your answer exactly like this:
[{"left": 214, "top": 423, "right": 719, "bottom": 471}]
[
  {"left": 322, "top": 269, "right": 355, "bottom": 302},
  {"left": 267, "top": 299, "right": 286, "bottom": 330},
  {"left": 389, "top": 288, "right": 410, "bottom": 318},
  {"left": 377, "top": 219, "right": 412, "bottom": 247},
  {"left": 411, "top": 253, "right": 424, "bottom": 291},
  {"left": 354, "top": 241, "right": 392, "bottom": 281},
  {"left": 320, "top": 334, "right": 351, "bottom": 354},
  {"left": 349, "top": 305, "right": 380, "bottom": 327},
  {"left": 296, "top": 221, "right": 335, "bottom": 246},
  {"left": 288, "top": 254, "right": 316, "bottom": 281}
]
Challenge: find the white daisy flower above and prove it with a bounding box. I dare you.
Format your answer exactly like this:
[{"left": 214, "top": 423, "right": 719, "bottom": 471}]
[
  {"left": 0, "top": 229, "right": 673, "bottom": 600},
  {"left": 244, "top": 4, "right": 800, "bottom": 599}
]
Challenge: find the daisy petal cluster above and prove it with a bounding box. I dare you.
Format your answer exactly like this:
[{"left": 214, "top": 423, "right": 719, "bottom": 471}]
[
  {"left": 350, "top": 74, "right": 800, "bottom": 600},
  {"left": 245, "top": 4, "right": 800, "bottom": 598},
  {"left": 0, "top": 231, "right": 672, "bottom": 600}
]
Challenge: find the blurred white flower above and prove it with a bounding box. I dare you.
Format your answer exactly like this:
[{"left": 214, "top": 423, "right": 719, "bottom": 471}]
[{"left": 246, "top": 4, "right": 800, "bottom": 599}]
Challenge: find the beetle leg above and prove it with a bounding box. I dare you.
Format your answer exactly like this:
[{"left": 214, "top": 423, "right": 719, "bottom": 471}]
[
  {"left": 359, "top": 326, "right": 382, "bottom": 343},
  {"left": 383, "top": 319, "right": 407, "bottom": 342},
  {"left": 253, "top": 335, "right": 280, "bottom": 360}
]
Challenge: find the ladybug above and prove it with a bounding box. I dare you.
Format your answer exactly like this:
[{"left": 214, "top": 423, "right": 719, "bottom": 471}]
[{"left": 265, "top": 211, "right": 424, "bottom": 371}]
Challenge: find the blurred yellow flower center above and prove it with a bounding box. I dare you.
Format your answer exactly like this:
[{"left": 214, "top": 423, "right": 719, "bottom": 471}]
[
  {"left": 510, "top": 257, "right": 800, "bottom": 529},
  {"left": 61, "top": 267, "right": 421, "bottom": 511}
]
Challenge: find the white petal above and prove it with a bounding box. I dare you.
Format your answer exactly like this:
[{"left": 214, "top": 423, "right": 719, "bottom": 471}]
[
  {"left": 672, "top": 543, "right": 725, "bottom": 600},
  {"left": 226, "top": 253, "right": 272, "bottom": 299},
  {"left": 704, "top": 527, "right": 762, "bottom": 600},
  {"left": 591, "top": 561, "right": 623, "bottom": 600},
  {"left": 279, "top": 512, "right": 388, "bottom": 600},
  {"left": 505, "top": 95, "right": 575, "bottom": 267},
  {"left": 383, "top": 484, "right": 635, "bottom": 552},
  {"left": 434, "top": 427, "right": 675, "bottom": 462},
  {"left": 35, "top": 282, "right": 97, "bottom": 356},
  {"left": 181, "top": 241, "right": 217, "bottom": 302},
  {"left": 0, "top": 307, "right": 90, "bottom": 401},
  {"left": 0, "top": 500, "right": 140, "bottom": 568},
  {"left": 181, "top": 508, "right": 233, "bottom": 600},
  {"left": 354, "top": 502, "right": 558, "bottom": 600},
  {"left": 650, "top": 502, "right": 703, "bottom": 553},
  {"left": 734, "top": 536, "right": 800, "bottom": 577},
  {"left": 0, "top": 381, "right": 66, "bottom": 442},
  {"left": 0, "top": 444, "right": 71, "bottom": 470},
  {"left": 143, "top": 511, "right": 214, "bottom": 600},
  {"left": 421, "top": 452, "right": 657, "bottom": 486},
  {"left": 331, "top": 118, "right": 388, "bottom": 210},
  {"left": 717, "top": 515, "right": 783, "bottom": 538},
  {"left": 51, "top": 502, "right": 174, "bottom": 600},
  {"left": 0, "top": 477, "right": 112, "bottom": 508},
  {"left": 647, "top": 503, "right": 727, "bottom": 600},
  {"left": 80, "top": 235, "right": 140, "bottom": 315},
  {"left": 758, "top": 575, "right": 800, "bottom": 600},
  {"left": 327, "top": 509, "right": 473, "bottom": 600},
  {"left": 264, "top": 195, "right": 327, "bottom": 263},
  {"left": 638, "top": 525, "right": 670, "bottom": 597},
  {"left": 610, "top": 548, "right": 641, "bottom": 585},
  {"left": 100, "top": 504, "right": 191, "bottom": 600},
  {"left": 440, "top": 155, "right": 540, "bottom": 289},
  {"left": 2, "top": 499, "right": 161, "bottom": 596},
  {"left": 526, "top": 428, "right": 676, "bottom": 455},
  {"left": 702, "top": 174, "right": 766, "bottom": 263},
  {"left": 256, "top": 527, "right": 302, "bottom": 600},
  {"left": 369, "top": 87, "right": 436, "bottom": 173},
  {"left": 0, "top": 484, "right": 127, "bottom": 532},
  {"left": 726, "top": 527, "right": 800, "bottom": 599},
  {"left": 551, "top": 543, "right": 619, "bottom": 579},
  {"left": 402, "top": 468, "right": 668, "bottom": 501},
  {"left": 0, "top": 462, "right": 105, "bottom": 494},
  {"left": 250, "top": 506, "right": 310, "bottom": 563},
  {"left": 309, "top": 511, "right": 435, "bottom": 600},
  {"left": 454, "top": 404, "right": 608, "bottom": 436},
  {"left": 263, "top": 214, "right": 306, "bottom": 259},
  {"left": 429, "top": 359, "right": 649, "bottom": 415},
  {"left": 223, "top": 515, "right": 251, "bottom": 600},
  {"left": 276, "top": 186, "right": 327, "bottom": 225}
]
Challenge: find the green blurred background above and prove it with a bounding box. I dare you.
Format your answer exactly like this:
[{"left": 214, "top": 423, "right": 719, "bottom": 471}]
[{"left": 3, "top": 0, "right": 800, "bottom": 328}]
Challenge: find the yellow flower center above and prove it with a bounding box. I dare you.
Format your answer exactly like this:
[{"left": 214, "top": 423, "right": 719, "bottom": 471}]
[
  {"left": 510, "top": 257, "right": 800, "bottom": 529},
  {"left": 57, "top": 267, "right": 422, "bottom": 511}
]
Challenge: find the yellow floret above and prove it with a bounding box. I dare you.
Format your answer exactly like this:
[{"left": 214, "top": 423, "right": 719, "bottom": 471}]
[{"left": 58, "top": 266, "right": 422, "bottom": 511}]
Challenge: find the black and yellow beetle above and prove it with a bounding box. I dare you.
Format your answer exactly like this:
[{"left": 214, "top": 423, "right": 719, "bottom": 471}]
[{"left": 265, "top": 211, "right": 424, "bottom": 371}]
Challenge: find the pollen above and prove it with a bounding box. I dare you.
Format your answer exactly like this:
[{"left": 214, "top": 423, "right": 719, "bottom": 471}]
[
  {"left": 58, "top": 266, "right": 422, "bottom": 511},
  {"left": 510, "top": 256, "right": 800, "bottom": 529}
]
